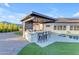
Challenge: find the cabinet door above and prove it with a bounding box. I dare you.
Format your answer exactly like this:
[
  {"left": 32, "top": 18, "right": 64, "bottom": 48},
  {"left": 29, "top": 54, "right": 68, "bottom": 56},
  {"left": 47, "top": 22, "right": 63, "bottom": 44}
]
[{"left": 33, "top": 23, "right": 43, "bottom": 31}]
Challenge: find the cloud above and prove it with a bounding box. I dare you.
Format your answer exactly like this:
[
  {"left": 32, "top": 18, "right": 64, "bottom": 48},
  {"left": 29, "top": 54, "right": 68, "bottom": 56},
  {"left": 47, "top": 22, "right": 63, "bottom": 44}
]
[
  {"left": 4, "top": 3, "right": 10, "bottom": 7},
  {"left": 0, "top": 7, "right": 25, "bottom": 24},
  {"left": 47, "top": 8, "right": 59, "bottom": 18},
  {"left": 59, "top": 16, "right": 64, "bottom": 18},
  {"left": 7, "top": 15, "right": 16, "bottom": 19},
  {"left": 72, "top": 12, "right": 79, "bottom": 17},
  {"left": 51, "top": 8, "right": 58, "bottom": 12}
]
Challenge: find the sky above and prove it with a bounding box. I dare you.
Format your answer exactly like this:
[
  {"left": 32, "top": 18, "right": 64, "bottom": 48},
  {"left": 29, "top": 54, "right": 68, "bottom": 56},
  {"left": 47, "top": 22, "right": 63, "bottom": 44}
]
[{"left": 0, "top": 3, "right": 79, "bottom": 24}]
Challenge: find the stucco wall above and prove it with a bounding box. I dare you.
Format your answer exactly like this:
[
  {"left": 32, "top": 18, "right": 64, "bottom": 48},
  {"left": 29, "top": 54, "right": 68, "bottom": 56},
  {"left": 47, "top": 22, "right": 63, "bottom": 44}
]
[{"left": 44, "top": 23, "right": 79, "bottom": 35}]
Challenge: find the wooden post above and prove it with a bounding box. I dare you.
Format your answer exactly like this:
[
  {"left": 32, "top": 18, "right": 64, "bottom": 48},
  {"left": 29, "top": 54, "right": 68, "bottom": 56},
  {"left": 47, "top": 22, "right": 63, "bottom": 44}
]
[{"left": 23, "top": 21, "right": 25, "bottom": 38}]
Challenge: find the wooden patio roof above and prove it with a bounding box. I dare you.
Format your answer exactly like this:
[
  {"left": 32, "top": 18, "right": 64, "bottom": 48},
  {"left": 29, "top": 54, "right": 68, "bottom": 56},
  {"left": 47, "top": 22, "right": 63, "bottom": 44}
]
[{"left": 21, "top": 11, "right": 56, "bottom": 22}]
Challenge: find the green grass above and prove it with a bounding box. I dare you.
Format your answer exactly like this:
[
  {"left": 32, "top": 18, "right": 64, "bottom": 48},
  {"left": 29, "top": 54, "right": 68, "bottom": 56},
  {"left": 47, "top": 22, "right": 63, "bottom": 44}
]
[
  {"left": 15, "top": 31, "right": 22, "bottom": 35},
  {"left": 18, "top": 42, "right": 79, "bottom": 55}
]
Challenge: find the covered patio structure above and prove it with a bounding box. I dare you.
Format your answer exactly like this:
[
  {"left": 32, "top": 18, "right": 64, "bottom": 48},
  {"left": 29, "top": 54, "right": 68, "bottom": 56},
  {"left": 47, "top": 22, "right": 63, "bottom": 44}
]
[{"left": 21, "top": 11, "right": 55, "bottom": 42}]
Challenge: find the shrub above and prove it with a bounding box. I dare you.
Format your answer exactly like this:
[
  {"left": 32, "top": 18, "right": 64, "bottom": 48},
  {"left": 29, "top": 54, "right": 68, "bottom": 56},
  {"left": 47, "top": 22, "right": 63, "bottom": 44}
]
[{"left": 0, "top": 23, "right": 21, "bottom": 32}]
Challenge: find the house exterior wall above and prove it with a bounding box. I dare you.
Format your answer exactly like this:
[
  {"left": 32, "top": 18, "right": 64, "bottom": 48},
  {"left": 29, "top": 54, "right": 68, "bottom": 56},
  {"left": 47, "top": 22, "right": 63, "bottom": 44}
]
[
  {"left": 43, "top": 23, "right": 53, "bottom": 31},
  {"left": 44, "top": 23, "right": 79, "bottom": 35},
  {"left": 23, "top": 21, "right": 79, "bottom": 42},
  {"left": 23, "top": 17, "right": 79, "bottom": 41}
]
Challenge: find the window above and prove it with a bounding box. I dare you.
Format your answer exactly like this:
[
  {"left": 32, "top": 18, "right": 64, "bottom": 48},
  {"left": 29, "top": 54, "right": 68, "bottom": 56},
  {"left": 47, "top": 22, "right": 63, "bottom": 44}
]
[
  {"left": 54, "top": 25, "right": 66, "bottom": 30},
  {"left": 70, "top": 26, "right": 73, "bottom": 30},
  {"left": 54, "top": 26, "right": 56, "bottom": 30},
  {"left": 63, "top": 26, "right": 66, "bottom": 30},
  {"left": 46, "top": 25, "right": 50, "bottom": 27},
  {"left": 70, "top": 25, "right": 79, "bottom": 30},
  {"left": 58, "top": 26, "right": 60, "bottom": 30},
  {"left": 60, "top": 26, "right": 62, "bottom": 30},
  {"left": 57, "top": 26, "right": 62, "bottom": 30},
  {"left": 77, "top": 26, "right": 79, "bottom": 30},
  {"left": 74, "top": 26, "right": 79, "bottom": 30},
  {"left": 74, "top": 26, "right": 77, "bottom": 30}
]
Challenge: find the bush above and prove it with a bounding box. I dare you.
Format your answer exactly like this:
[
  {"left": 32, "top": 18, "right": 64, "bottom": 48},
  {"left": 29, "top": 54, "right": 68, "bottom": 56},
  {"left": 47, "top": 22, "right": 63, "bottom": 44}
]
[{"left": 0, "top": 23, "right": 21, "bottom": 32}]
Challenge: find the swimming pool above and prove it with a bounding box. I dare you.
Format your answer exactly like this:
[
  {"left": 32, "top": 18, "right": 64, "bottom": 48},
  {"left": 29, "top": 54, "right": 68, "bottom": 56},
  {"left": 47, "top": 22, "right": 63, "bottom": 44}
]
[
  {"left": 69, "top": 35, "right": 79, "bottom": 40},
  {"left": 58, "top": 34, "right": 79, "bottom": 40}
]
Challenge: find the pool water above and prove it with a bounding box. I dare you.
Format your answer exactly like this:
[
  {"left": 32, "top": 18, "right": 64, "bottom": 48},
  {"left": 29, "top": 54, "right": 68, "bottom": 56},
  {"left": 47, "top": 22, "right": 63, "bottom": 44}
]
[
  {"left": 69, "top": 35, "right": 79, "bottom": 40},
  {"left": 58, "top": 34, "right": 79, "bottom": 40}
]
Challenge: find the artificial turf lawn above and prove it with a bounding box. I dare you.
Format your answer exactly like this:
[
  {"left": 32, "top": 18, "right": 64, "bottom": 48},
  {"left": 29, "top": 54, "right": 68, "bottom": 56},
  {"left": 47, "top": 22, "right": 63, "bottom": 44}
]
[{"left": 18, "top": 42, "right": 79, "bottom": 55}]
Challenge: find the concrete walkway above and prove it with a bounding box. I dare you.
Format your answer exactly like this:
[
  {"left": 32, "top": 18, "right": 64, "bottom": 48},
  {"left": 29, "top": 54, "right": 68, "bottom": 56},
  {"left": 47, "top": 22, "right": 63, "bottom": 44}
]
[
  {"left": 0, "top": 32, "right": 29, "bottom": 55},
  {"left": 0, "top": 32, "right": 21, "bottom": 39}
]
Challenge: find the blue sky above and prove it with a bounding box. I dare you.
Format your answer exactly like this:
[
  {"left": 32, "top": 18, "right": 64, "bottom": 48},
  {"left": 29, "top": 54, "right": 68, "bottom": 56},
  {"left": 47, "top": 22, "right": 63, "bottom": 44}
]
[{"left": 0, "top": 3, "right": 79, "bottom": 24}]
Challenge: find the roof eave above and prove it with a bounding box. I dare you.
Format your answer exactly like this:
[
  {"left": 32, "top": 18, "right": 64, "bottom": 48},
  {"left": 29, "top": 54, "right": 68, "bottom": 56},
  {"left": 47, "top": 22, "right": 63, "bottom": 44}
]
[{"left": 21, "top": 11, "right": 56, "bottom": 22}]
